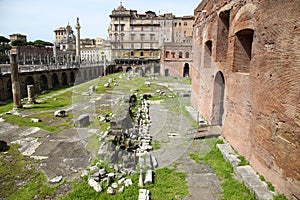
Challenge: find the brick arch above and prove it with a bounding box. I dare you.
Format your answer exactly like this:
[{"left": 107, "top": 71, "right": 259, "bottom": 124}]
[
  {"left": 51, "top": 73, "right": 59, "bottom": 88},
  {"left": 40, "top": 75, "right": 48, "bottom": 91},
  {"left": 231, "top": 3, "right": 257, "bottom": 36},
  {"left": 61, "top": 72, "right": 68, "bottom": 86},
  {"left": 135, "top": 67, "right": 144, "bottom": 76},
  {"left": 70, "top": 71, "right": 75, "bottom": 84}
]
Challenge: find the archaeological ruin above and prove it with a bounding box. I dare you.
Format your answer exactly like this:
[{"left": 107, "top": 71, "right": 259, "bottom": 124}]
[{"left": 191, "top": 0, "right": 300, "bottom": 198}]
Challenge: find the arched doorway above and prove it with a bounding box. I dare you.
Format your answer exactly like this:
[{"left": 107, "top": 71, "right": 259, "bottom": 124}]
[
  {"left": 135, "top": 67, "right": 144, "bottom": 76},
  {"left": 25, "top": 76, "right": 35, "bottom": 86},
  {"left": 61, "top": 72, "right": 68, "bottom": 86},
  {"left": 70, "top": 71, "right": 75, "bottom": 84},
  {"left": 165, "top": 69, "right": 169, "bottom": 77},
  {"left": 117, "top": 67, "right": 123, "bottom": 72},
  {"left": 51, "top": 73, "right": 59, "bottom": 88},
  {"left": 126, "top": 67, "right": 132, "bottom": 72},
  {"left": 183, "top": 63, "right": 190, "bottom": 77},
  {"left": 212, "top": 71, "right": 225, "bottom": 125},
  {"left": 40, "top": 75, "right": 48, "bottom": 91}
]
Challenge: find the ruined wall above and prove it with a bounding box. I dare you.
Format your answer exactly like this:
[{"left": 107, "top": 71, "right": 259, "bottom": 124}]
[{"left": 191, "top": 0, "right": 300, "bottom": 198}]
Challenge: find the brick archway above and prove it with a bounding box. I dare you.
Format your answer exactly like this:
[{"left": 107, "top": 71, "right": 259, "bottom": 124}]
[{"left": 212, "top": 71, "right": 225, "bottom": 125}]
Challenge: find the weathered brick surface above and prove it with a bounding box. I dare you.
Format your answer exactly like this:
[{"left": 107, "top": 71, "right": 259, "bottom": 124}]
[{"left": 191, "top": 0, "right": 300, "bottom": 198}]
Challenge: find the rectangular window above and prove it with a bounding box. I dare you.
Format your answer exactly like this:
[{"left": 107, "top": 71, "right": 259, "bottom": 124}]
[
  {"left": 114, "top": 25, "right": 118, "bottom": 31},
  {"left": 121, "top": 24, "right": 125, "bottom": 31},
  {"left": 131, "top": 34, "right": 135, "bottom": 40},
  {"left": 140, "top": 34, "right": 145, "bottom": 41},
  {"left": 150, "top": 34, "right": 155, "bottom": 41},
  {"left": 184, "top": 22, "right": 188, "bottom": 26}
]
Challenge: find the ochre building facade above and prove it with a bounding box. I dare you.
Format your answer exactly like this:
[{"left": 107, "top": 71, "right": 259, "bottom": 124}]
[{"left": 191, "top": 0, "right": 300, "bottom": 198}]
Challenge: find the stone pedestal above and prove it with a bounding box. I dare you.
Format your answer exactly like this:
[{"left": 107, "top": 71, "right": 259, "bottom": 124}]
[{"left": 27, "top": 85, "right": 35, "bottom": 104}]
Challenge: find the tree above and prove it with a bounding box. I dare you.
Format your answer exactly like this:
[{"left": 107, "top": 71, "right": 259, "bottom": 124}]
[
  {"left": 0, "top": 36, "right": 10, "bottom": 44},
  {"left": 11, "top": 39, "right": 26, "bottom": 46},
  {"left": 0, "top": 35, "right": 11, "bottom": 63}
]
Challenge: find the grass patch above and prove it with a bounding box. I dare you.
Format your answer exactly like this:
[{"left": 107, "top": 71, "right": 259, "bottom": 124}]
[
  {"left": 189, "top": 139, "right": 256, "bottom": 200},
  {"left": 202, "top": 141, "right": 256, "bottom": 200},
  {"left": 153, "top": 139, "right": 161, "bottom": 150},
  {"left": 0, "top": 145, "right": 59, "bottom": 200},
  {"left": 28, "top": 91, "right": 72, "bottom": 111},
  {"left": 238, "top": 155, "right": 249, "bottom": 166},
  {"left": 267, "top": 181, "right": 275, "bottom": 192},
  {"left": 3, "top": 115, "right": 60, "bottom": 132},
  {"left": 61, "top": 167, "right": 188, "bottom": 200},
  {"left": 0, "top": 101, "right": 13, "bottom": 114},
  {"left": 274, "top": 194, "right": 288, "bottom": 200}
]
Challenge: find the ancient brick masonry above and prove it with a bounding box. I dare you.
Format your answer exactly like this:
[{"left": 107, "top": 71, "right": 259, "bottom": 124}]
[{"left": 191, "top": 0, "right": 300, "bottom": 198}]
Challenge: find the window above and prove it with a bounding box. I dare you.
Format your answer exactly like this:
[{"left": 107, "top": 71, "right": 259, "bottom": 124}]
[
  {"left": 121, "top": 24, "right": 125, "bottom": 31},
  {"left": 171, "top": 52, "right": 175, "bottom": 58},
  {"left": 179, "top": 51, "right": 183, "bottom": 58},
  {"left": 131, "top": 51, "right": 134, "bottom": 56},
  {"left": 141, "top": 43, "right": 144, "bottom": 49},
  {"left": 140, "top": 51, "right": 144, "bottom": 56},
  {"left": 131, "top": 43, "right": 134, "bottom": 48},
  {"left": 185, "top": 52, "right": 189, "bottom": 58},
  {"left": 179, "top": 22, "right": 181, "bottom": 26},
  {"left": 204, "top": 40, "right": 212, "bottom": 68},
  {"left": 131, "top": 34, "right": 135, "bottom": 40},
  {"left": 141, "top": 27, "right": 144, "bottom": 31},
  {"left": 114, "top": 25, "right": 118, "bottom": 31},
  {"left": 184, "top": 22, "right": 188, "bottom": 26},
  {"left": 140, "top": 34, "right": 145, "bottom": 40},
  {"left": 183, "top": 31, "right": 186, "bottom": 37},
  {"left": 166, "top": 51, "right": 170, "bottom": 58},
  {"left": 216, "top": 10, "right": 230, "bottom": 62},
  {"left": 232, "top": 29, "right": 254, "bottom": 73},
  {"left": 150, "top": 34, "right": 155, "bottom": 41},
  {"left": 120, "top": 33, "right": 124, "bottom": 41}
]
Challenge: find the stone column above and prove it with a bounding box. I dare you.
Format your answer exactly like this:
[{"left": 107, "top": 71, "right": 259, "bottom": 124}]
[
  {"left": 10, "top": 47, "right": 22, "bottom": 110},
  {"left": 27, "top": 85, "right": 35, "bottom": 104},
  {"left": 75, "top": 17, "right": 81, "bottom": 63}
]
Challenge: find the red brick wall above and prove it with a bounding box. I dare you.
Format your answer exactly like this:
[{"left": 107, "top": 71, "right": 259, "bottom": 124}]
[{"left": 192, "top": 0, "right": 300, "bottom": 198}]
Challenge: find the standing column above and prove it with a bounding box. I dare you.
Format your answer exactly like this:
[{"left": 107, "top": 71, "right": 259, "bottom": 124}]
[
  {"left": 75, "top": 17, "right": 81, "bottom": 63},
  {"left": 10, "top": 47, "right": 22, "bottom": 110}
]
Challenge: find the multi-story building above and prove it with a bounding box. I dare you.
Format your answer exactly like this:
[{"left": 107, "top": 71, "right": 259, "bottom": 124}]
[
  {"left": 8, "top": 33, "right": 53, "bottom": 65},
  {"left": 108, "top": 3, "right": 194, "bottom": 76},
  {"left": 9, "top": 33, "right": 27, "bottom": 42},
  {"left": 160, "top": 15, "right": 194, "bottom": 77},
  {"left": 53, "top": 24, "right": 76, "bottom": 64},
  {"left": 108, "top": 3, "right": 162, "bottom": 65},
  {"left": 80, "top": 38, "right": 110, "bottom": 64}
]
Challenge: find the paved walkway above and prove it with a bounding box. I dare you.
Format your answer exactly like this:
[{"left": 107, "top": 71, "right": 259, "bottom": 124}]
[{"left": 149, "top": 96, "right": 223, "bottom": 200}]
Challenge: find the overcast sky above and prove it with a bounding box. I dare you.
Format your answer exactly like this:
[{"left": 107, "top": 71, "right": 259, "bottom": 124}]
[{"left": 0, "top": 0, "right": 200, "bottom": 42}]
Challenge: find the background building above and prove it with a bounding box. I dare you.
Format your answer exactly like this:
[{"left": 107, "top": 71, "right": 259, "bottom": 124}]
[
  {"left": 108, "top": 2, "right": 194, "bottom": 76},
  {"left": 53, "top": 24, "right": 76, "bottom": 64},
  {"left": 160, "top": 15, "right": 194, "bottom": 77}
]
